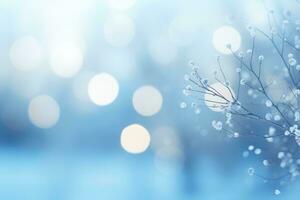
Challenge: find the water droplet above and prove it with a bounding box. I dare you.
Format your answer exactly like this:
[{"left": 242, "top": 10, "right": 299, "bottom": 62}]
[
  {"left": 248, "top": 167, "right": 255, "bottom": 176},
  {"left": 246, "top": 49, "right": 252, "bottom": 54},
  {"left": 269, "top": 127, "right": 276, "bottom": 135},
  {"left": 258, "top": 55, "right": 264, "bottom": 61},
  {"left": 180, "top": 102, "right": 187, "bottom": 109},
  {"left": 248, "top": 145, "right": 254, "bottom": 151},
  {"left": 278, "top": 152, "right": 285, "bottom": 159},
  {"left": 254, "top": 148, "right": 262, "bottom": 155},
  {"left": 263, "top": 160, "right": 269, "bottom": 166},
  {"left": 288, "top": 53, "right": 294, "bottom": 58},
  {"left": 234, "top": 132, "right": 239, "bottom": 138},
  {"left": 240, "top": 79, "right": 246, "bottom": 85},
  {"left": 274, "top": 189, "right": 281, "bottom": 195},
  {"left": 265, "top": 113, "right": 272, "bottom": 120},
  {"left": 284, "top": 130, "right": 290, "bottom": 136},
  {"left": 212, "top": 120, "right": 223, "bottom": 131},
  {"left": 265, "top": 100, "right": 272, "bottom": 107},
  {"left": 289, "top": 58, "right": 297, "bottom": 66},
  {"left": 274, "top": 115, "right": 281, "bottom": 121}
]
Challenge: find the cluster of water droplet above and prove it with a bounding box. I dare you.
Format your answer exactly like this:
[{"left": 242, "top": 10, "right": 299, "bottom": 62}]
[
  {"left": 212, "top": 120, "right": 223, "bottom": 131},
  {"left": 287, "top": 124, "right": 300, "bottom": 146},
  {"left": 278, "top": 152, "right": 299, "bottom": 174},
  {"left": 181, "top": 10, "right": 300, "bottom": 195},
  {"left": 244, "top": 145, "right": 262, "bottom": 159},
  {"left": 288, "top": 53, "right": 297, "bottom": 66},
  {"left": 181, "top": 62, "right": 210, "bottom": 115}
]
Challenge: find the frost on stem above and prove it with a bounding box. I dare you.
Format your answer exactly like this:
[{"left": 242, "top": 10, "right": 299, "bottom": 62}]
[{"left": 183, "top": 9, "right": 300, "bottom": 188}]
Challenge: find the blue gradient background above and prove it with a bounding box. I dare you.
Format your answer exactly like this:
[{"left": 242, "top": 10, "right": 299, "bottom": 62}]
[{"left": 0, "top": 0, "right": 300, "bottom": 199}]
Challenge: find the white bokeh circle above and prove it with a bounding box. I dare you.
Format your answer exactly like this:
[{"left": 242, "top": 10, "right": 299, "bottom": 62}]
[
  {"left": 88, "top": 73, "right": 119, "bottom": 106},
  {"left": 120, "top": 124, "right": 151, "bottom": 154},
  {"left": 212, "top": 26, "right": 241, "bottom": 54},
  {"left": 132, "top": 85, "right": 163, "bottom": 116},
  {"left": 104, "top": 14, "right": 135, "bottom": 47},
  {"left": 28, "top": 95, "right": 60, "bottom": 129},
  {"left": 204, "top": 82, "right": 235, "bottom": 112},
  {"left": 10, "top": 36, "right": 43, "bottom": 71},
  {"left": 50, "top": 43, "right": 83, "bottom": 78}
]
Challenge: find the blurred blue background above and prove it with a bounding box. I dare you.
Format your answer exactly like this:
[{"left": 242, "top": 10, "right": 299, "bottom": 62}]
[{"left": 1, "top": 0, "right": 300, "bottom": 199}]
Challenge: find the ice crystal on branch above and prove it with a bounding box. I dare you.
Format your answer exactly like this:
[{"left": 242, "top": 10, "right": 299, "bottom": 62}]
[{"left": 183, "top": 7, "right": 300, "bottom": 191}]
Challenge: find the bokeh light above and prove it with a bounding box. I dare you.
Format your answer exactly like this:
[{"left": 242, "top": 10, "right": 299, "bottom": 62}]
[
  {"left": 168, "top": 15, "right": 199, "bottom": 47},
  {"left": 148, "top": 34, "right": 178, "bottom": 66},
  {"left": 151, "top": 126, "right": 181, "bottom": 150},
  {"left": 107, "top": 0, "right": 136, "bottom": 11},
  {"left": 1, "top": 1, "right": 299, "bottom": 199},
  {"left": 50, "top": 42, "right": 83, "bottom": 78},
  {"left": 103, "top": 14, "right": 135, "bottom": 47},
  {"left": 244, "top": 0, "right": 269, "bottom": 27},
  {"left": 212, "top": 26, "right": 241, "bottom": 54},
  {"left": 28, "top": 95, "right": 60, "bottom": 129},
  {"left": 132, "top": 85, "right": 163, "bottom": 116},
  {"left": 88, "top": 73, "right": 119, "bottom": 106},
  {"left": 151, "top": 126, "right": 183, "bottom": 175},
  {"left": 120, "top": 124, "right": 151, "bottom": 154},
  {"left": 10, "top": 36, "right": 43, "bottom": 71},
  {"left": 204, "top": 82, "right": 235, "bottom": 112}
]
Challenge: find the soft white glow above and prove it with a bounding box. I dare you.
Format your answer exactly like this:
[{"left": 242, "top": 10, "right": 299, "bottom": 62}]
[
  {"left": 204, "top": 82, "right": 235, "bottom": 112},
  {"left": 50, "top": 43, "right": 83, "bottom": 78},
  {"left": 245, "top": 1, "right": 268, "bottom": 26},
  {"left": 41, "top": 0, "right": 90, "bottom": 49},
  {"left": 151, "top": 126, "right": 181, "bottom": 151},
  {"left": 104, "top": 14, "right": 135, "bottom": 47},
  {"left": 88, "top": 73, "right": 119, "bottom": 106},
  {"left": 120, "top": 124, "right": 151, "bottom": 154},
  {"left": 152, "top": 126, "right": 183, "bottom": 175},
  {"left": 212, "top": 26, "right": 241, "bottom": 54},
  {"left": 107, "top": 0, "right": 136, "bottom": 11},
  {"left": 148, "top": 34, "right": 177, "bottom": 66},
  {"left": 28, "top": 95, "right": 60, "bottom": 129},
  {"left": 168, "top": 15, "right": 198, "bottom": 47},
  {"left": 10, "top": 36, "right": 43, "bottom": 71},
  {"left": 132, "top": 85, "right": 163, "bottom": 116}
]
